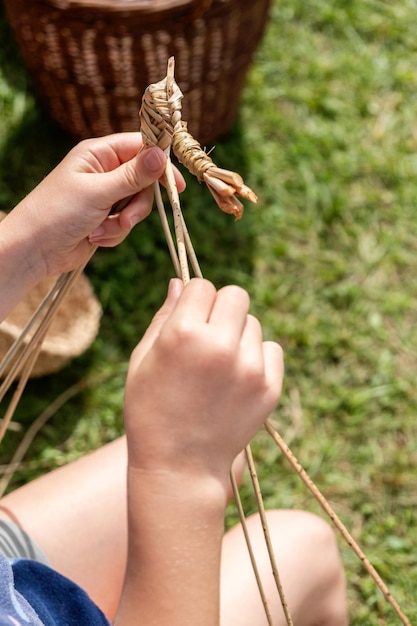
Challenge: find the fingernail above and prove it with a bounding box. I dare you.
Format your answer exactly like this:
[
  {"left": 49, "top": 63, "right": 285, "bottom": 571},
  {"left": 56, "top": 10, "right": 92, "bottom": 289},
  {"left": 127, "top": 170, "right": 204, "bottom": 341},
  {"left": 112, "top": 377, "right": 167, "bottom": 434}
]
[{"left": 143, "top": 148, "right": 164, "bottom": 173}]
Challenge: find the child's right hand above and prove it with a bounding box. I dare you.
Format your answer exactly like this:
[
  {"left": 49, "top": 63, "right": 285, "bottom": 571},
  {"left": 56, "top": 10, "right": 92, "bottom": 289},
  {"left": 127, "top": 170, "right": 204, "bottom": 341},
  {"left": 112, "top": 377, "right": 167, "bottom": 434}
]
[{"left": 123, "top": 277, "right": 283, "bottom": 495}]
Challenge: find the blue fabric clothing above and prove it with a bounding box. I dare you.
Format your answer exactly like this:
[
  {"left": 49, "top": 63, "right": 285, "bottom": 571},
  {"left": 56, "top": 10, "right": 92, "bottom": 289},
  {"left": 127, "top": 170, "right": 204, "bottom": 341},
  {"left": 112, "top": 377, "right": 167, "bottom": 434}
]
[{"left": 0, "top": 553, "right": 111, "bottom": 626}]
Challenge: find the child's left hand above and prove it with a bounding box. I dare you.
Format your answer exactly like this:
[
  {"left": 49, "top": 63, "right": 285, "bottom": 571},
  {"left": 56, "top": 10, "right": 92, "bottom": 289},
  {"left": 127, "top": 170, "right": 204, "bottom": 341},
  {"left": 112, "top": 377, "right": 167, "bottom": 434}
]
[{"left": 7, "top": 132, "right": 184, "bottom": 277}]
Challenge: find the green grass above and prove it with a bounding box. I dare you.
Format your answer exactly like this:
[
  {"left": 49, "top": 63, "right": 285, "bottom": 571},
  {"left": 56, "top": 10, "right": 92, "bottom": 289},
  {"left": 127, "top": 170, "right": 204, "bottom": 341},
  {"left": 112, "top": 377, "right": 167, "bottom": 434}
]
[{"left": 2, "top": 0, "right": 417, "bottom": 623}]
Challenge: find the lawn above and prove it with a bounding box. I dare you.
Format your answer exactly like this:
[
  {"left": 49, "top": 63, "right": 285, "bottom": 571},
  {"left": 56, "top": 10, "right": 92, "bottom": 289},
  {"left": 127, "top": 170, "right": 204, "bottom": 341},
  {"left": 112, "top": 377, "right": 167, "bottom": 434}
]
[{"left": 2, "top": 0, "right": 417, "bottom": 623}]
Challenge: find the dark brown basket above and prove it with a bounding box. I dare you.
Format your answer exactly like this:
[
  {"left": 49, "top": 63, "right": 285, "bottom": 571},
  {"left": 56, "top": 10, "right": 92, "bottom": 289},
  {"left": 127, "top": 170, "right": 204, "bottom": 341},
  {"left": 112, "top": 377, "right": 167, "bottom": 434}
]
[{"left": 4, "top": 0, "right": 271, "bottom": 146}]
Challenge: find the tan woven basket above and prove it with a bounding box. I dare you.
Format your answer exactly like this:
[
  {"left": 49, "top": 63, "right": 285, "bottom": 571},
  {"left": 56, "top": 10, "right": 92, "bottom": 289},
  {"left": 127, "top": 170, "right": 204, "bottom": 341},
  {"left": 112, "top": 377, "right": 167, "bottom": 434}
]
[
  {"left": 0, "top": 277, "right": 101, "bottom": 378},
  {"left": 0, "top": 214, "right": 101, "bottom": 378},
  {"left": 4, "top": 0, "right": 271, "bottom": 146}
]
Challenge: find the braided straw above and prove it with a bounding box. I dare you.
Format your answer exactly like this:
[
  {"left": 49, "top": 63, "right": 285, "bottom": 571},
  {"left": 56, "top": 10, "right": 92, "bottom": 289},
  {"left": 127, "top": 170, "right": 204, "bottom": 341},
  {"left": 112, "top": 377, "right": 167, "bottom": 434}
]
[
  {"left": 140, "top": 57, "right": 257, "bottom": 220},
  {"left": 140, "top": 59, "right": 183, "bottom": 153}
]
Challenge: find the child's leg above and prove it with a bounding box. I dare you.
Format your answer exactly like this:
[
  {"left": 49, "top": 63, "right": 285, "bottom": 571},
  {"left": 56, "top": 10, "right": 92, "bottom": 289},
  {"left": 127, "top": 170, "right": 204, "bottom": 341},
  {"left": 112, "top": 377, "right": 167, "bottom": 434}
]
[
  {"left": 220, "top": 510, "right": 348, "bottom": 626},
  {"left": 0, "top": 439, "right": 347, "bottom": 626},
  {"left": 0, "top": 437, "right": 129, "bottom": 621},
  {"left": 0, "top": 438, "right": 245, "bottom": 621}
]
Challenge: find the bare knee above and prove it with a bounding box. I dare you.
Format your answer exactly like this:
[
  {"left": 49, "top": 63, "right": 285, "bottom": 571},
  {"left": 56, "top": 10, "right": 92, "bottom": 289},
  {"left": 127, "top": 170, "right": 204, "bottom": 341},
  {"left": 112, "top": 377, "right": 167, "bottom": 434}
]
[
  {"left": 223, "top": 509, "right": 348, "bottom": 626},
  {"left": 265, "top": 510, "right": 348, "bottom": 626}
]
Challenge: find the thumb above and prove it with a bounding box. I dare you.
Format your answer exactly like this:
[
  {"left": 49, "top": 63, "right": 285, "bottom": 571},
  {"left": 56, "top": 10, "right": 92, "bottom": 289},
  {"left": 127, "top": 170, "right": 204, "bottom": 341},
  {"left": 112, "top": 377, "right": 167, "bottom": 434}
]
[
  {"left": 131, "top": 278, "right": 184, "bottom": 366},
  {"left": 100, "top": 147, "right": 167, "bottom": 206}
]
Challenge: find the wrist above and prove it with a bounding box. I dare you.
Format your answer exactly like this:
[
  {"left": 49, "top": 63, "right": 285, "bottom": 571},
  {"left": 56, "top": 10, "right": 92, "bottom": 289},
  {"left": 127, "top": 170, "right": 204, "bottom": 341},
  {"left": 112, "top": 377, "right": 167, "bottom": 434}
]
[
  {"left": 1, "top": 199, "right": 47, "bottom": 271},
  {"left": 124, "top": 419, "right": 237, "bottom": 494},
  {"left": 127, "top": 465, "right": 229, "bottom": 514},
  {"left": 117, "top": 469, "right": 226, "bottom": 626},
  {"left": 0, "top": 208, "right": 47, "bottom": 320},
  {"left": 126, "top": 466, "right": 229, "bottom": 549}
]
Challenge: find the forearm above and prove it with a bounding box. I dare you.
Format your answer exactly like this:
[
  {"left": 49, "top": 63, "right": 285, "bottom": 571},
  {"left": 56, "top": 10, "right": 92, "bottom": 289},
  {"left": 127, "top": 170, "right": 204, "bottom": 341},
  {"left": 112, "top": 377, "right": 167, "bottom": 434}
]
[
  {"left": 119, "top": 279, "right": 283, "bottom": 624},
  {"left": 0, "top": 205, "right": 46, "bottom": 322},
  {"left": 115, "top": 470, "right": 228, "bottom": 626}
]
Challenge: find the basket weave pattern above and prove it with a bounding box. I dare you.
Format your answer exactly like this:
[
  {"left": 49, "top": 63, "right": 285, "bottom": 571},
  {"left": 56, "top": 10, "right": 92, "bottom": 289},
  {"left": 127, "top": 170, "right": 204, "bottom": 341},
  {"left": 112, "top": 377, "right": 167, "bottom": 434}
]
[
  {"left": 4, "top": 0, "right": 271, "bottom": 145},
  {"left": 0, "top": 274, "right": 101, "bottom": 377}
]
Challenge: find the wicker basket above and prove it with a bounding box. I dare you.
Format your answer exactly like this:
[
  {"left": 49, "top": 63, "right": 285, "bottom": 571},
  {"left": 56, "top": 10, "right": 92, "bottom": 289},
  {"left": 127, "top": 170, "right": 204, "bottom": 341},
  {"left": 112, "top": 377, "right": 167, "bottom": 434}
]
[
  {"left": 0, "top": 213, "right": 101, "bottom": 378},
  {"left": 4, "top": 0, "right": 271, "bottom": 146},
  {"left": 0, "top": 277, "right": 101, "bottom": 378}
]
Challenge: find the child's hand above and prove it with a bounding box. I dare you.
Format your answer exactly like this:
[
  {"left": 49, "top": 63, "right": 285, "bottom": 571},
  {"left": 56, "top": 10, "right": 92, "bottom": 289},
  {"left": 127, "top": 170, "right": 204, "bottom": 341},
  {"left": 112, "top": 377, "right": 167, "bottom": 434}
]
[
  {"left": 8, "top": 132, "right": 184, "bottom": 276},
  {"left": 124, "top": 278, "right": 283, "bottom": 493}
]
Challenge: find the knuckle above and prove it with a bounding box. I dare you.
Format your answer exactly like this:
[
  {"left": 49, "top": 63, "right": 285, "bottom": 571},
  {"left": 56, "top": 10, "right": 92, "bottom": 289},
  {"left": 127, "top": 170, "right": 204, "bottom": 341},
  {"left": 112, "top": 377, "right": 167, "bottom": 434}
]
[
  {"left": 247, "top": 313, "right": 262, "bottom": 334},
  {"left": 123, "top": 161, "right": 142, "bottom": 191},
  {"left": 243, "top": 361, "right": 265, "bottom": 389},
  {"left": 220, "top": 284, "right": 250, "bottom": 304},
  {"left": 158, "top": 319, "right": 197, "bottom": 352},
  {"left": 212, "top": 340, "right": 236, "bottom": 367}
]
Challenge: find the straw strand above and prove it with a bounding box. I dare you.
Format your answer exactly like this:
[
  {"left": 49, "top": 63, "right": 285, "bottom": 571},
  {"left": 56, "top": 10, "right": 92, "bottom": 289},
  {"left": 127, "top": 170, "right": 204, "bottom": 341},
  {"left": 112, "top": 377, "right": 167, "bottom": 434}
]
[{"left": 264, "top": 419, "right": 412, "bottom": 626}]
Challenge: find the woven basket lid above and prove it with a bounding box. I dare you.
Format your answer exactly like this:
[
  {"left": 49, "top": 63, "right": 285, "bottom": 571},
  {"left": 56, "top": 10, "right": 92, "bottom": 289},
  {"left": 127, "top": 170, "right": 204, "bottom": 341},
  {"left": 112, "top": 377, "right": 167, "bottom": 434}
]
[
  {"left": 47, "top": 0, "right": 211, "bottom": 12},
  {"left": 0, "top": 212, "right": 101, "bottom": 378}
]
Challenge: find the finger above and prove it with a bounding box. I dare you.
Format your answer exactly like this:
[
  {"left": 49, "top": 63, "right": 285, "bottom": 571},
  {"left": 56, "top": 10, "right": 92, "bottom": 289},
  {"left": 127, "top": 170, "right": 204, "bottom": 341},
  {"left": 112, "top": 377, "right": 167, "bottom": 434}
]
[
  {"left": 131, "top": 279, "right": 184, "bottom": 365},
  {"left": 165, "top": 278, "right": 217, "bottom": 327},
  {"left": 84, "top": 133, "right": 185, "bottom": 192},
  {"left": 96, "top": 132, "right": 145, "bottom": 167},
  {"left": 89, "top": 187, "right": 155, "bottom": 244},
  {"left": 124, "top": 149, "right": 185, "bottom": 195},
  {"left": 85, "top": 147, "right": 167, "bottom": 211},
  {"left": 239, "top": 314, "right": 264, "bottom": 368},
  {"left": 208, "top": 285, "right": 250, "bottom": 340},
  {"left": 110, "top": 163, "right": 185, "bottom": 217},
  {"left": 160, "top": 166, "right": 186, "bottom": 194},
  {"left": 116, "top": 147, "right": 168, "bottom": 195},
  {"left": 117, "top": 186, "right": 155, "bottom": 230},
  {"left": 88, "top": 234, "right": 126, "bottom": 248},
  {"left": 262, "top": 341, "right": 284, "bottom": 408},
  {"left": 88, "top": 214, "right": 128, "bottom": 245},
  {"left": 69, "top": 133, "right": 144, "bottom": 172}
]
